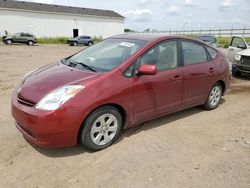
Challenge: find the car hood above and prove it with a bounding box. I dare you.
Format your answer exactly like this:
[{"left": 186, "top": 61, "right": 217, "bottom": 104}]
[
  {"left": 17, "top": 63, "right": 100, "bottom": 103},
  {"left": 237, "top": 49, "right": 250, "bottom": 56}
]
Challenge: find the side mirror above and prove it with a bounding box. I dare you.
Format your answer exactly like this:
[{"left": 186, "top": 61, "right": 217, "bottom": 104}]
[
  {"left": 137, "top": 64, "right": 157, "bottom": 76},
  {"left": 237, "top": 44, "right": 247, "bottom": 49}
]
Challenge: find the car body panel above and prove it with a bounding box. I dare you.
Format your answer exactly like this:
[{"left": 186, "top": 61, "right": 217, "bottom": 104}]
[
  {"left": 67, "top": 36, "right": 93, "bottom": 46},
  {"left": 228, "top": 36, "right": 250, "bottom": 62},
  {"left": 132, "top": 67, "right": 183, "bottom": 124},
  {"left": 229, "top": 36, "right": 250, "bottom": 75},
  {"left": 3, "top": 32, "right": 37, "bottom": 44},
  {"left": 11, "top": 34, "right": 230, "bottom": 148},
  {"left": 181, "top": 60, "right": 216, "bottom": 109}
]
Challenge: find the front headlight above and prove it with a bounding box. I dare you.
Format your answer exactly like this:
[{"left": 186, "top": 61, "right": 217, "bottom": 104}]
[
  {"left": 35, "top": 85, "right": 85, "bottom": 111},
  {"left": 234, "top": 54, "right": 241, "bottom": 61}
]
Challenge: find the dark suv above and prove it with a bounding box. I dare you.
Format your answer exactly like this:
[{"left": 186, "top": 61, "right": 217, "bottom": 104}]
[
  {"left": 3, "top": 32, "right": 37, "bottom": 45},
  {"left": 67, "top": 36, "right": 93, "bottom": 46}
]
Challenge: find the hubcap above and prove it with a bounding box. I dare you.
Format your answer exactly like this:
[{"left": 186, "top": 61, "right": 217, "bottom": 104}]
[
  {"left": 209, "top": 86, "right": 221, "bottom": 107},
  {"left": 90, "top": 113, "right": 118, "bottom": 146}
]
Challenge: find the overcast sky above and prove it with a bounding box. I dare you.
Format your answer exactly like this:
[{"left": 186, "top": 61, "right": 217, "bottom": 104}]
[{"left": 21, "top": 0, "right": 250, "bottom": 31}]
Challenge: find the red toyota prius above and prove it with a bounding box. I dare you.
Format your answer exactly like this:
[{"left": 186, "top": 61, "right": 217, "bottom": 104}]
[{"left": 12, "top": 34, "right": 230, "bottom": 151}]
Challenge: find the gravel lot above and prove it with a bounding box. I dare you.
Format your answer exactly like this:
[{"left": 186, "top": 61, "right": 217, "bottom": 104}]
[{"left": 0, "top": 44, "right": 250, "bottom": 188}]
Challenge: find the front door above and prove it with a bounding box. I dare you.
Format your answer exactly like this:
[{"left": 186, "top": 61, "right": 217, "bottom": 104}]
[
  {"left": 181, "top": 40, "right": 215, "bottom": 109},
  {"left": 228, "top": 36, "right": 248, "bottom": 62},
  {"left": 132, "top": 40, "right": 183, "bottom": 124}
]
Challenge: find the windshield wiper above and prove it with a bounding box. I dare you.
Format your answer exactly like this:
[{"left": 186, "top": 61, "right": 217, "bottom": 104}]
[
  {"left": 76, "top": 62, "right": 96, "bottom": 72},
  {"left": 61, "top": 58, "right": 96, "bottom": 72}
]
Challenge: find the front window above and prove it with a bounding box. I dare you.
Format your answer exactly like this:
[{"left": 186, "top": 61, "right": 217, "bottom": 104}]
[
  {"left": 140, "top": 40, "right": 178, "bottom": 71},
  {"left": 68, "top": 38, "right": 147, "bottom": 72}
]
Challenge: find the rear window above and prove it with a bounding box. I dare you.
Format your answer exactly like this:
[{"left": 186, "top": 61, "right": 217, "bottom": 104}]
[
  {"left": 206, "top": 47, "right": 218, "bottom": 59},
  {"left": 182, "top": 41, "right": 208, "bottom": 65}
]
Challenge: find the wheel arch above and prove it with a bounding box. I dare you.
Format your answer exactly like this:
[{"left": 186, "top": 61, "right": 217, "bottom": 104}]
[{"left": 216, "top": 80, "right": 226, "bottom": 95}]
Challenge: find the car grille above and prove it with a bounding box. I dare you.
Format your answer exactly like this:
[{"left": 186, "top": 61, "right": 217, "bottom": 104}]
[
  {"left": 241, "top": 56, "right": 250, "bottom": 66},
  {"left": 17, "top": 95, "right": 36, "bottom": 107}
]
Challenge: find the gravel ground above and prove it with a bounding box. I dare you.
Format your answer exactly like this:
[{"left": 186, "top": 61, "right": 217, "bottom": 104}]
[{"left": 0, "top": 44, "right": 250, "bottom": 188}]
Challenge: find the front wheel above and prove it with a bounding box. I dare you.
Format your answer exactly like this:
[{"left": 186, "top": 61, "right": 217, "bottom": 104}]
[
  {"left": 27, "top": 40, "right": 34, "bottom": 46},
  {"left": 80, "top": 106, "right": 122, "bottom": 151},
  {"left": 6, "top": 39, "right": 12, "bottom": 45},
  {"left": 203, "top": 83, "right": 222, "bottom": 110}
]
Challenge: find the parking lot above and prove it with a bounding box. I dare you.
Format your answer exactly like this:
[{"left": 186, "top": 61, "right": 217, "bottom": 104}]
[{"left": 0, "top": 44, "right": 250, "bottom": 188}]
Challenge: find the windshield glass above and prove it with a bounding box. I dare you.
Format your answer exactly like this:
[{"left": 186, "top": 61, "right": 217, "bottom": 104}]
[{"left": 68, "top": 38, "right": 148, "bottom": 72}]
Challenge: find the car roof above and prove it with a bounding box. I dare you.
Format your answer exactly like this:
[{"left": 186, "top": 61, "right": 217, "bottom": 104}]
[{"left": 111, "top": 33, "right": 195, "bottom": 42}]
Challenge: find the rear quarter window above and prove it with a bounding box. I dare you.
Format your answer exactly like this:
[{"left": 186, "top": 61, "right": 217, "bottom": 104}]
[{"left": 206, "top": 47, "right": 218, "bottom": 59}]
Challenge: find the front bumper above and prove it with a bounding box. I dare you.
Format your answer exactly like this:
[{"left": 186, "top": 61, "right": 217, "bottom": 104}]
[
  {"left": 232, "top": 62, "right": 250, "bottom": 74},
  {"left": 11, "top": 89, "right": 83, "bottom": 148}
]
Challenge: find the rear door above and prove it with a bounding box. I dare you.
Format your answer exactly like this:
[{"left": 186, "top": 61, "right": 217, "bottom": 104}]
[
  {"left": 228, "top": 36, "right": 248, "bottom": 62},
  {"left": 79, "top": 36, "right": 85, "bottom": 44},
  {"left": 181, "top": 40, "right": 215, "bottom": 109},
  {"left": 132, "top": 40, "right": 183, "bottom": 124}
]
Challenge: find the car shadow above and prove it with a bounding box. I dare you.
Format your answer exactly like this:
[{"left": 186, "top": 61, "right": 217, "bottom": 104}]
[
  {"left": 116, "top": 106, "right": 205, "bottom": 144},
  {"left": 24, "top": 137, "right": 89, "bottom": 158},
  {"left": 232, "top": 75, "right": 250, "bottom": 81},
  {"left": 27, "top": 100, "right": 226, "bottom": 157}
]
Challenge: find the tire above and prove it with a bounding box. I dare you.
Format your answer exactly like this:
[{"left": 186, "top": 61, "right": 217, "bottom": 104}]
[
  {"left": 80, "top": 106, "right": 122, "bottom": 151},
  {"left": 232, "top": 70, "right": 241, "bottom": 77},
  {"left": 88, "top": 42, "right": 93, "bottom": 46},
  {"left": 203, "top": 83, "right": 222, "bottom": 110},
  {"left": 6, "top": 39, "right": 12, "bottom": 45},
  {"left": 27, "top": 40, "right": 34, "bottom": 46},
  {"left": 73, "top": 42, "right": 78, "bottom": 46}
]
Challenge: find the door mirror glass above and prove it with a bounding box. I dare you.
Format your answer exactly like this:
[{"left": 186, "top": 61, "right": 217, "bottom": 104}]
[{"left": 137, "top": 64, "right": 157, "bottom": 76}]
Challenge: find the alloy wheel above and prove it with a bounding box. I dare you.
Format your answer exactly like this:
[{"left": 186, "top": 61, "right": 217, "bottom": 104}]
[
  {"left": 90, "top": 113, "right": 118, "bottom": 146},
  {"left": 209, "top": 86, "right": 222, "bottom": 107}
]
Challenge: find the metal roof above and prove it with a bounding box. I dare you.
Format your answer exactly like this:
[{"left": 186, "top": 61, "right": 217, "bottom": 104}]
[{"left": 0, "top": 0, "right": 124, "bottom": 19}]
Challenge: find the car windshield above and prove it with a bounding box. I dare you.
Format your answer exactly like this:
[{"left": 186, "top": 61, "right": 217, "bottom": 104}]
[{"left": 67, "top": 38, "right": 148, "bottom": 72}]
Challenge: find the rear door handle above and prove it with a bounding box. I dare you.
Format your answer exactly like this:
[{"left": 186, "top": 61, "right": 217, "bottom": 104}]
[
  {"left": 172, "top": 75, "right": 182, "bottom": 81},
  {"left": 209, "top": 67, "right": 214, "bottom": 73}
]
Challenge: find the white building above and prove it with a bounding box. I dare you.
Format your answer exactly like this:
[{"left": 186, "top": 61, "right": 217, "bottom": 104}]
[{"left": 0, "top": 0, "right": 125, "bottom": 38}]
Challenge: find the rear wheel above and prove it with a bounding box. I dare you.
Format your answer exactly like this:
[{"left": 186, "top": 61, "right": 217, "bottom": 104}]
[
  {"left": 203, "top": 83, "right": 222, "bottom": 110},
  {"left": 73, "top": 42, "right": 78, "bottom": 46},
  {"left": 88, "top": 41, "right": 93, "bottom": 46},
  {"left": 80, "top": 106, "right": 122, "bottom": 151}
]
